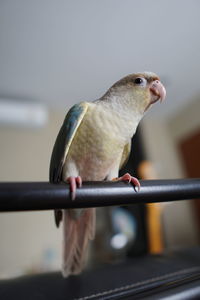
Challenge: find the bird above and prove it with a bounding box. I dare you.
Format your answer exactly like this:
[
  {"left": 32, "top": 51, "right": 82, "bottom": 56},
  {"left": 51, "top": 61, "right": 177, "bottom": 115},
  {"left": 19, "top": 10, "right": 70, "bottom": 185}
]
[{"left": 49, "top": 72, "right": 166, "bottom": 277}]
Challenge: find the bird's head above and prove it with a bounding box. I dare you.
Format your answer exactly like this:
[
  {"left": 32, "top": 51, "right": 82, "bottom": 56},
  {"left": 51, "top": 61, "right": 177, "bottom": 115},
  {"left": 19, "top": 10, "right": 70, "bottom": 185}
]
[{"left": 105, "top": 72, "right": 166, "bottom": 114}]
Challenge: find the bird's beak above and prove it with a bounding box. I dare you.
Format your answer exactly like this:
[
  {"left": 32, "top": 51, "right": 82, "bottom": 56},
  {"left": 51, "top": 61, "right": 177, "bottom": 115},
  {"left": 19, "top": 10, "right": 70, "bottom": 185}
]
[
  {"left": 149, "top": 80, "right": 166, "bottom": 104},
  {"left": 144, "top": 80, "right": 166, "bottom": 112}
]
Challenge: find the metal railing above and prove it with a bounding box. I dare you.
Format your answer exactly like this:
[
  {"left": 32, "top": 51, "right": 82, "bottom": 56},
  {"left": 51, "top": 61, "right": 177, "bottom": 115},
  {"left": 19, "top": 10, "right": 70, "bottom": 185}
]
[{"left": 0, "top": 178, "right": 200, "bottom": 212}]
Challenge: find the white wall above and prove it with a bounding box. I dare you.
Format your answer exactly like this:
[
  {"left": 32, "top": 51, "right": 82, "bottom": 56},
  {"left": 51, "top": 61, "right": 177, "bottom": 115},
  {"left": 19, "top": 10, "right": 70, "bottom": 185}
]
[{"left": 0, "top": 109, "right": 66, "bottom": 277}]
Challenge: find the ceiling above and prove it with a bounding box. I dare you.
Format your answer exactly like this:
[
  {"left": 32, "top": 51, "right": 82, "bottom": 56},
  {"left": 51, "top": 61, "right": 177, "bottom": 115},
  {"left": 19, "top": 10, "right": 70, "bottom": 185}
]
[{"left": 0, "top": 0, "right": 200, "bottom": 119}]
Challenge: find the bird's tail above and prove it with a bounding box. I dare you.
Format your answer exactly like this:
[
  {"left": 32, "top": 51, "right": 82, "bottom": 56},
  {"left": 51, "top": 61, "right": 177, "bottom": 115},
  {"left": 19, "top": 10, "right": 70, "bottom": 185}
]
[{"left": 62, "top": 207, "right": 96, "bottom": 277}]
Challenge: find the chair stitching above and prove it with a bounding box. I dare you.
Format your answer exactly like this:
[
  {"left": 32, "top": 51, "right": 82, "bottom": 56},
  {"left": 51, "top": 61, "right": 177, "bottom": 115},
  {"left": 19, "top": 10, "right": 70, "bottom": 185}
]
[{"left": 74, "top": 266, "right": 200, "bottom": 300}]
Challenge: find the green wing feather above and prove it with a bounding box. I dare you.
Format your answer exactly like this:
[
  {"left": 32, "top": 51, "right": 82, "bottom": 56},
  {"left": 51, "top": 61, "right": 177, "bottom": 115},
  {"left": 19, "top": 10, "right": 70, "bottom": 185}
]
[
  {"left": 49, "top": 102, "right": 89, "bottom": 183},
  {"left": 119, "top": 141, "right": 131, "bottom": 170},
  {"left": 49, "top": 102, "right": 89, "bottom": 227}
]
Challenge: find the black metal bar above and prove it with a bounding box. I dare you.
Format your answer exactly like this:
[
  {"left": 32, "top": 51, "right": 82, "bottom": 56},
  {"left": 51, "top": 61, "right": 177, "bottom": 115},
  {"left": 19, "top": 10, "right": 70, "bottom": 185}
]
[{"left": 0, "top": 179, "right": 200, "bottom": 212}]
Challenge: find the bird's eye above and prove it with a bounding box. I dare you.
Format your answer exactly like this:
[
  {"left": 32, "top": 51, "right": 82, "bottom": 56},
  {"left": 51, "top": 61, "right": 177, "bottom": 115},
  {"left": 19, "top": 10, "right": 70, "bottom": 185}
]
[{"left": 134, "top": 77, "right": 147, "bottom": 86}]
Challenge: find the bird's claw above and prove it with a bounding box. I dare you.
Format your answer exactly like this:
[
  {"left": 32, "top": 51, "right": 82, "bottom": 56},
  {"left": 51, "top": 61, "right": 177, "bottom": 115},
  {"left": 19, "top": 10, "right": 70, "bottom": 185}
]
[
  {"left": 114, "top": 173, "right": 140, "bottom": 192},
  {"left": 66, "top": 176, "right": 82, "bottom": 200}
]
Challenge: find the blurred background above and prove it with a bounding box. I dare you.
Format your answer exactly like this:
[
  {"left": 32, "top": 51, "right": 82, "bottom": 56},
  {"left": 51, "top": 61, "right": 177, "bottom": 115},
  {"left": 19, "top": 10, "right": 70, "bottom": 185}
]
[{"left": 0, "top": 0, "right": 200, "bottom": 278}]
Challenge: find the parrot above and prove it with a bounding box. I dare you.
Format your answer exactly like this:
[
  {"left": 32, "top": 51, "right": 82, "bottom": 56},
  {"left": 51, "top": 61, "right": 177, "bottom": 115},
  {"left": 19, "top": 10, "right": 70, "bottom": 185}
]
[{"left": 49, "top": 72, "right": 166, "bottom": 277}]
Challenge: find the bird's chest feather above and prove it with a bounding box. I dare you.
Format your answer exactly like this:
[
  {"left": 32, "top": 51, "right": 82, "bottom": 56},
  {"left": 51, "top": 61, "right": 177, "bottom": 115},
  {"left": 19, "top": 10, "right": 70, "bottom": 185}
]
[{"left": 65, "top": 105, "right": 130, "bottom": 180}]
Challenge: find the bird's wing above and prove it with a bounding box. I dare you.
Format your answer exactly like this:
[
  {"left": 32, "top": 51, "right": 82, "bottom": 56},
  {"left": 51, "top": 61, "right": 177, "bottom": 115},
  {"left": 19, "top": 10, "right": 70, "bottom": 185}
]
[
  {"left": 49, "top": 102, "right": 89, "bottom": 227},
  {"left": 119, "top": 141, "right": 131, "bottom": 170},
  {"left": 49, "top": 102, "right": 89, "bottom": 182}
]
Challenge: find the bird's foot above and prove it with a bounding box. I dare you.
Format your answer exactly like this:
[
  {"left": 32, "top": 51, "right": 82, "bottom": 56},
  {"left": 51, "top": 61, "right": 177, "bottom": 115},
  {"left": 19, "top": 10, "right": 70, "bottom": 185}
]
[
  {"left": 66, "top": 176, "right": 82, "bottom": 200},
  {"left": 113, "top": 173, "right": 140, "bottom": 192}
]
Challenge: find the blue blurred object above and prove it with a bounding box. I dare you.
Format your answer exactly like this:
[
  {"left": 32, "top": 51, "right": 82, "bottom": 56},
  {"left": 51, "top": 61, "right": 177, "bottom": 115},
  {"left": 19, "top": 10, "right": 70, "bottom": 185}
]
[{"left": 110, "top": 207, "right": 137, "bottom": 250}]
